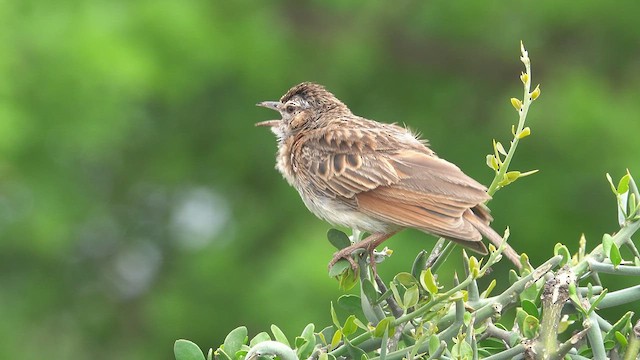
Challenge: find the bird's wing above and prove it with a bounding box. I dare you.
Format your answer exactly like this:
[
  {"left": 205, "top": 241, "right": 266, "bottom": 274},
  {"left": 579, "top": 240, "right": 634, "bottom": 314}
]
[
  {"left": 301, "top": 125, "right": 407, "bottom": 199},
  {"left": 302, "top": 126, "right": 490, "bottom": 249},
  {"left": 357, "top": 150, "right": 489, "bottom": 248}
]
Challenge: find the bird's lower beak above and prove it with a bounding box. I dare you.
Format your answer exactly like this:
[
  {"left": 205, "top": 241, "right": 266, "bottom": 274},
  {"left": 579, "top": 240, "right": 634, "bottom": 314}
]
[
  {"left": 255, "top": 120, "right": 282, "bottom": 127},
  {"left": 256, "top": 101, "right": 282, "bottom": 127},
  {"left": 256, "top": 101, "right": 281, "bottom": 111}
]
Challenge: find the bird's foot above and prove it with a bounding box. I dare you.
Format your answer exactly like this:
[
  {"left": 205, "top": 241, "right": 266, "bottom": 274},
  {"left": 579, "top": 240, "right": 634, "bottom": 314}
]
[{"left": 328, "top": 246, "right": 361, "bottom": 272}]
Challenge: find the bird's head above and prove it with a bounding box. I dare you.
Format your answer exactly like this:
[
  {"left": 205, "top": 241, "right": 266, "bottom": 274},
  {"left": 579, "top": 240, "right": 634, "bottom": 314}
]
[{"left": 256, "top": 82, "right": 348, "bottom": 138}]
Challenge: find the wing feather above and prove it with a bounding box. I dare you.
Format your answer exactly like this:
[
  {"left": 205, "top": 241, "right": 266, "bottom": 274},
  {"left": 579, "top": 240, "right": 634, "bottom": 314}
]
[{"left": 299, "top": 124, "right": 491, "bottom": 252}]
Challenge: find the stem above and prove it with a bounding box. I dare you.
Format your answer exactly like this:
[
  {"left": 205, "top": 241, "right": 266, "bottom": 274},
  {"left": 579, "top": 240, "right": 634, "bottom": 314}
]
[
  {"left": 587, "top": 260, "right": 640, "bottom": 276},
  {"left": 430, "top": 241, "right": 456, "bottom": 272},
  {"left": 550, "top": 327, "right": 589, "bottom": 360},
  {"left": 484, "top": 344, "right": 526, "bottom": 360},
  {"left": 574, "top": 218, "right": 640, "bottom": 278},
  {"left": 585, "top": 311, "right": 606, "bottom": 360},
  {"left": 623, "top": 320, "right": 640, "bottom": 360},
  {"left": 593, "top": 284, "right": 640, "bottom": 309},
  {"left": 487, "top": 45, "right": 533, "bottom": 198},
  {"left": 536, "top": 266, "right": 576, "bottom": 357}
]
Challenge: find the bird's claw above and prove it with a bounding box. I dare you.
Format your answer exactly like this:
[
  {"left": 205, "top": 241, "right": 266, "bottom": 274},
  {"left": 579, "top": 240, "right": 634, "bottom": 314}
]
[{"left": 328, "top": 248, "right": 359, "bottom": 273}]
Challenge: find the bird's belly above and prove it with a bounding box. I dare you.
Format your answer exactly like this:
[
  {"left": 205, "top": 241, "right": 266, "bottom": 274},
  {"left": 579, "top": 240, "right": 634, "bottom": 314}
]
[{"left": 299, "top": 194, "right": 393, "bottom": 233}]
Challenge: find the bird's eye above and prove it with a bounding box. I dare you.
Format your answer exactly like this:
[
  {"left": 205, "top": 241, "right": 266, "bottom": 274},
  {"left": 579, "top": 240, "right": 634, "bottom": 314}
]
[{"left": 286, "top": 105, "right": 296, "bottom": 113}]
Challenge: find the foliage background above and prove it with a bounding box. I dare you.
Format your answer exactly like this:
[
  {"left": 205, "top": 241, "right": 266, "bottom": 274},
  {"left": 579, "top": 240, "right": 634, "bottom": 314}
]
[{"left": 1, "top": 1, "right": 639, "bottom": 359}]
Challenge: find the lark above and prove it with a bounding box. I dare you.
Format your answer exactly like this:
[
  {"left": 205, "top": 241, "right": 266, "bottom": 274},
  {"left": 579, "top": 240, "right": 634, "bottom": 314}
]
[{"left": 256, "top": 82, "right": 519, "bottom": 270}]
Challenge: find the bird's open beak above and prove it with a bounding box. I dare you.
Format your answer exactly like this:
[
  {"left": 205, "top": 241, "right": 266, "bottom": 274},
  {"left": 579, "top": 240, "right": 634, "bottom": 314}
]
[{"left": 256, "top": 101, "right": 282, "bottom": 127}]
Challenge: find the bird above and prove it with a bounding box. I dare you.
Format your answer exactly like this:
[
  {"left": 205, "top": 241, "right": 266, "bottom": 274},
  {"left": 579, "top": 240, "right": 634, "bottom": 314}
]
[{"left": 256, "top": 82, "right": 520, "bottom": 271}]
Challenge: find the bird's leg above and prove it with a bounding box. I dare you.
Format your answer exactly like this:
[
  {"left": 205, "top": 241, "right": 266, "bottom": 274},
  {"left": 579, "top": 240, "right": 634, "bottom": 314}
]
[{"left": 328, "top": 231, "right": 397, "bottom": 273}]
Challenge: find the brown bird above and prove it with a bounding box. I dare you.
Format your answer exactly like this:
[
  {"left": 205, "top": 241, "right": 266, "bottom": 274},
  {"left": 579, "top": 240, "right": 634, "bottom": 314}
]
[{"left": 256, "top": 82, "right": 519, "bottom": 270}]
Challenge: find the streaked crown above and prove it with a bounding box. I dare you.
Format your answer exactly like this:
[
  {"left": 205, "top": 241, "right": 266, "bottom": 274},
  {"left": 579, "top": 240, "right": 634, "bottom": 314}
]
[{"left": 280, "top": 82, "right": 348, "bottom": 111}]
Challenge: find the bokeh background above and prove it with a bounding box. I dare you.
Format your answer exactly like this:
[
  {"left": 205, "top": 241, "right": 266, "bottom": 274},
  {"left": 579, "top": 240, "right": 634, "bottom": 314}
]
[{"left": 2, "top": 1, "right": 639, "bottom": 359}]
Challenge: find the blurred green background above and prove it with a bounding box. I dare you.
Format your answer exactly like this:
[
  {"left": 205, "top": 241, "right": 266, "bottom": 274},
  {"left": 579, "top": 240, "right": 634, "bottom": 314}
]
[{"left": 2, "top": 0, "right": 639, "bottom": 359}]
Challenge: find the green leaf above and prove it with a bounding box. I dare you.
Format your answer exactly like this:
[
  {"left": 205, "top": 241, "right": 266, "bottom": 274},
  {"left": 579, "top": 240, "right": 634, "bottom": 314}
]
[
  {"left": 361, "top": 279, "right": 378, "bottom": 304},
  {"left": 522, "top": 315, "right": 539, "bottom": 339},
  {"left": 486, "top": 154, "right": 499, "bottom": 171},
  {"left": 338, "top": 267, "right": 358, "bottom": 291},
  {"left": 604, "top": 311, "right": 633, "bottom": 342},
  {"left": 587, "top": 289, "right": 608, "bottom": 315},
  {"left": 249, "top": 332, "right": 271, "bottom": 347},
  {"left": 317, "top": 326, "right": 335, "bottom": 346},
  {"left": 468, "top": 256, "right": 479, "bottom": 278},
  {"left": 174, "top": 340, "right": 205, "bottom": 360},
  {"left": 628, "top": 193, "right": 638, "bottom": 219},
  {"left": 327, "top": 229, "right": 351, "bottom": 250},
  {"left": 428, "top": 335, "right": 440, "bottom": 356},
  {"left": 515, "top": 308, "right": 528, "bottom": 330},
  {"left": 403, "top": 285, "right": 420, "bottom": 309},
  {"left": 330, "top": 302, "right": 341, "bottom": 329},
  {"left": 411, "top": 250, "right": 428, "bottom": 279},
  {"left": 389, "top": 282, "right": 403, "bottom": 309},
  {"left": 420, "top": 268, "right": 439, "bottom": 295},
  {"left": 554, "top": 243, "right": 571, "bottom": 266},
  {"left": 330, "top": 329, "right": 342, "bottom": 350},
  {"left": 294, "top": 337, "right": 307, "bottom": 350},
  {"left": 480, "top": 279, "right": 496, "bottom": 298},
  {"left": 606, "top": 173, "right": 618, "bottom": 195},
  {"left": 223, "top": 327, "right": 247, "bottom": 358},
  {"left": 394, "top": 272, "right": 418, "bottom": 287},
  {"left": 328, "top": 260, "right": 350, "bottom": 277},
  {"left": 618, "top": 173, "right": 631, "bottom": 195},
  {"left": 610, "top": 242, "right": 622, "bottom": 267},
  {"left": 338, "top": 294, "right": 362, "bottom": 314},
  {"left": 521, "top": 299, "right": 539, "bottom": 318},
  {"left": 297, "top": 323, "right": 315, "bottom": 359},
  {"left": 214, "top": 349, "right": 231, "bottom": 360},
  {"left": 520, "top": 279, "right": 538, "bottom": 302},
  {"left": 558, "top": 316, "right": 574, "bottom": 334},
  {"left": 344, "top": 337, "right": 368, "bottom": 360},
  {"left": 373, "top": 317, "right": 395, "bottom": 338},
  {"left": 451, "top": 338, "right": 473, "bottom": 358},
  {"left": 498, "top": 171, "right": 521, "bottom": 187},
  {"left": 342, "top": 315, "right": 358, "bottom": 337},
  {"left": 614, "top": 331, "right": 628, "bottom": 347},
  {"left": 270, "top": 325, "right": 290, "bottom": 347},
  {"left": 604, "top": 340, "right": 616, "bottom": 351},
  {"left": 517, "top": 127, "right": 531, "bottom": 139}
]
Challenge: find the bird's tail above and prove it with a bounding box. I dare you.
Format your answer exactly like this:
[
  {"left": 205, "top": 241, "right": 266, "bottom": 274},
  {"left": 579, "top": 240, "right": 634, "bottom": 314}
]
[{"left": 464, "top": 207, "right": 522, "bottom": 269}]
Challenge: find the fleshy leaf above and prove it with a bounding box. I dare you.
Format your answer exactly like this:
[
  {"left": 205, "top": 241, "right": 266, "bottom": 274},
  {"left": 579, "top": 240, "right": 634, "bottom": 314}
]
[
  {"left": 610, "top": 243, "right": 622, "bottom": 267},
  {"left": 403, "top": 285, "right": 420, "bottom": 309},
  {"left": 420, "top": 268, "right": 439, "bottom": 295},
  {"left": 271, "top": 324, "right": 290, "bottom": 347},
  {"left": 223, "top": 326, "right": 247, "bottom": 358},
  {"left": 522, "top": 315, "right": 540, "bottom": 339},
  {"left": 174, "top": 340, "right": 206, "bottom": 360},
  {"left": 327, "top": 229, "right": 351, "bottom": 250},
  {"left": 249, "top": 332, "right": 271, "bottom": 347},
  {"left": 297, "top": 323, "right": 315, "bottom": 359}
]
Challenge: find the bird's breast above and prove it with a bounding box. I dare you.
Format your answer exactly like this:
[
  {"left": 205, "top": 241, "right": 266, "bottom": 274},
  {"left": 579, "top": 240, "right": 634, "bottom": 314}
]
[
  {"left": 298, "top": 192, "right": 394, "bottom": 233},
  {"left": 275, "top": 136, "right": 298, "bottom": 187}
]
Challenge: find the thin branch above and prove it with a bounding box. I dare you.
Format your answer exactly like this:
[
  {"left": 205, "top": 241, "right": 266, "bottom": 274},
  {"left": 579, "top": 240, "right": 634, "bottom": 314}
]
[
  {"left": 588, "top": 260, "right": 640, "bottom": 276},
  {"left": 585, "top": 310, "right": 607, "bottom": 360},
  {"left": 592, "top": 284, "right": 640, "bottom": 309}
]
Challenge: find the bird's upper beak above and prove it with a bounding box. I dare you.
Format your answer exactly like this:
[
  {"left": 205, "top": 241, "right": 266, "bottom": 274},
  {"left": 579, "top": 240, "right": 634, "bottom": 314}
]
[
  {"left": 255, "top": 101, "right": 282, "bottom": 127},
  {"left": 256, "top": 101, "right": 281, "bottom": 111}
]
